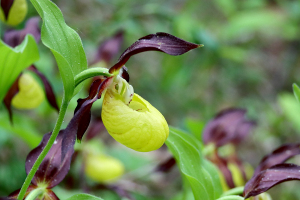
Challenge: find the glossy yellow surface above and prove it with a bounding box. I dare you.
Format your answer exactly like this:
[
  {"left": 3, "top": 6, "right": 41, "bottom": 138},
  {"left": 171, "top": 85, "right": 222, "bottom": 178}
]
[
  {"left": 12, "top": 73, "right": 45, "bottom": 109},
  {"left": 102, "top": 89, "right": 169, "bottom": 152},
  {"left": 85, "top": 154, "right": 124, "bottom": 183},
  {"left": 0, "top": 0, "right": 27, "bottom": 26}
]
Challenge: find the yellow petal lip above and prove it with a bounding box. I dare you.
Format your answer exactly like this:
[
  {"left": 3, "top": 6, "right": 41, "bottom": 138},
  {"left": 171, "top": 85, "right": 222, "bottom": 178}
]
[
  {"left": 12, "top": 73, "right": 45, "bottom": 109},
  {"left": 102, "top": 89, "right": 169, "bottom": 152}
]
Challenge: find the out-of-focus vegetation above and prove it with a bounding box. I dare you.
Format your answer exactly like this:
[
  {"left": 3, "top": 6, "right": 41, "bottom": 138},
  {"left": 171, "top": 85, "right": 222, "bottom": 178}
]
[{"left": 1, "top": 0, "right": 300, "bottom": 199}]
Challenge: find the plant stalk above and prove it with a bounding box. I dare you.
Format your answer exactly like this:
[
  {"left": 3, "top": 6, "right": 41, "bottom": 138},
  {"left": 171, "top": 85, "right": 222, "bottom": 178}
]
[
  {"left": 220, "top": 186, "right": 244, "bottom": 197},
  {"left": 74, "top": 67, "right": 112, "bottom": 88},
  {"left": 17, "top": 98, "right": 69, "bottom": 200},
  {"left": 24, "top": 188, "right": 45, "bottom": 200}
]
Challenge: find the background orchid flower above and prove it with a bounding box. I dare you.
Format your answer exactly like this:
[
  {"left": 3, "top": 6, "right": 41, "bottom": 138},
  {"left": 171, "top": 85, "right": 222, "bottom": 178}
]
[
  {"left": 72, "top": 32, "right": 202, "bottom": 152},
  {"left": 202, "top": 108, "right": 256, "bottom": 190},
  {"left": 0, "top": 0, "right": 27, "bottom": 26},
  {"left": 2, "top": 17, "right": 59, "bottom": 122}
]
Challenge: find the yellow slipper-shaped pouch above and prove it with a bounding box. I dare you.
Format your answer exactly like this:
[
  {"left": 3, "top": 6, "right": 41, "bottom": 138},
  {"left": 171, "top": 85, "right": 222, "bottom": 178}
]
[
  {"left": 102, "top": 86, "right": 169, "bottom": 152},
  {"left": 0, "top": 0, "right": 28, "bottom": 26},
  {"left": 85, "top": 153, "right": 124, "bottom": 183},
  {"left": 12, "top": 73, "right": 45, "bottom": 109}
]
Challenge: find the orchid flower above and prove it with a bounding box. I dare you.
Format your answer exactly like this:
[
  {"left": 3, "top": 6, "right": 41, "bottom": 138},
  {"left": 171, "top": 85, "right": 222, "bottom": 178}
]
[{"left": 72, "top": 32, "right": 202, "bottom": 152}]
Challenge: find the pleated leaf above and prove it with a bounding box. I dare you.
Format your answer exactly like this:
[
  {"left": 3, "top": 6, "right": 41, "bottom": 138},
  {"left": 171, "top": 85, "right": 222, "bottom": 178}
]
[
  {"left": 0, "top": 35, "right": 39, "bottom": 103},
  {"left": 30, "top": 0, "right": 87, "bottom": 101},
  {"left": 165, "top": 127, "right": 222, "bottom": 200}
]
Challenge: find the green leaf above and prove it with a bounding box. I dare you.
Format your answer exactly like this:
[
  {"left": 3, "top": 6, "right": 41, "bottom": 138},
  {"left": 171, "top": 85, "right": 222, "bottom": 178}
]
[
  {"left": 65, "top": 194, "right": 104, "bottom": 200},
  {"left": 184, "top": 118, "right": 205, "bottom": 138},
  {"left": 0, "top": 35, "right": 39, "bottom": 103},
  {"left": 278, "top": 93, "right": 300, "bottom": 132},
  {"left": 293, "top": 83, "right": 300, "bottom": 103},
  {"left": 30, "top": 0, "right": 87, "bottom": 101},
  {"left": 165, "top": 127, "right": 223, "bottom": 200},
  {"left": 216, "top": 195, "right": 244, "bottom": 200}
]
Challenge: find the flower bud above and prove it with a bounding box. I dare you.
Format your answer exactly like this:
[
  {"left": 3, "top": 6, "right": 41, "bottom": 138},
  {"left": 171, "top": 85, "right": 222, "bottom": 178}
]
[
  {"left": 0, "top": 0, "right": 28, "bottom": 26},
  {"left": 102, "top": 77, "right": 169, "bottom": 152},
  {"left": 12, "top": 73, "right": 45, "bottom": 109},
  {"left": 85, "top": 154, "right": 124, "bottom": 183}
]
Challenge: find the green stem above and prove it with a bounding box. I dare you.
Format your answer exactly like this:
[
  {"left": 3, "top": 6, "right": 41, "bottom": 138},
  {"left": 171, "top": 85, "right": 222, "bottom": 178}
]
[
  {"left": 24, "top": 188, "right": 45, "bottom": 200},
  {"left": 216, "top": 195, "right": 244, "bottom": 200},
  {"left": 17, "top": 98, "right": 69, "bottom": 200},
  {"left": 221, "top": 186, "right": 244, "bottom": 197},
  {"left": 74, "top": 67, "right": 112, "bottom": 87}
]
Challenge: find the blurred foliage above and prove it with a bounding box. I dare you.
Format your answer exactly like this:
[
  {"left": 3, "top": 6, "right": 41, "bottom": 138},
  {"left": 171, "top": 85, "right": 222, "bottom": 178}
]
[{"left": 1, "top": 0, "right": 300, "bottom": 199}]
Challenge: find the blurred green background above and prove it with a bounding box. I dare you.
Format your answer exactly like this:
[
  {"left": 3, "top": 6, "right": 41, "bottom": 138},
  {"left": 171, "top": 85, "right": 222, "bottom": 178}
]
[{"left": 1, "top": 0, "right": 300, "bottom": 199}]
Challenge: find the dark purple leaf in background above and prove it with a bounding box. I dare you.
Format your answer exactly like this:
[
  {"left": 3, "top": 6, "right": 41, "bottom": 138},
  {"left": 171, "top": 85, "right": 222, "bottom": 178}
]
[
  {"left": 109, "top": 32, "right": 202, "bottom": 73},
  {"left": 1, "top": 0, "right": 14, "bottom": 20},
  {"left": 155, "top": 157, "right": 176, "bottom": 173},
  {"left": 3, "top": 75, "right": 21, "bottom": 124},
  {"left": 202, "top": 108, "right": 255, "bottom": 147},
  {"left": 4, "top": 17, "right": 41, "bottom": 47},
  {"left": 29, "top": 65, "right": 59, "bottom": 111},
  {"left": 244, "top": 163, "right": 300, "bottom": 198},
  {"left": 252, "top": 143, "right": 300, "bottom": 177},
  {"left": 93, "top": 30, "right": 124, "bottom": 64},
  {"left": 25, "top": 130, "right": 75, "bottom": 188},
  {"left": 8, "top": 185, "right": 37, "bottom": 199}
]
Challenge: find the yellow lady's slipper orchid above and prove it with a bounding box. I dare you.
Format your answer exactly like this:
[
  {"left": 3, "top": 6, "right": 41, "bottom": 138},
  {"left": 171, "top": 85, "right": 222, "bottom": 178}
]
[
  {"left": 12, "top": 73, "right": 45, "bottom": 109},
  {"left": 0, "top": 0, "right": 28, "bottom": 26},
  {"left": 102, "top": 75, "right": 169, "bottom": 152},
  {"left": 85, "top": 153, "right": 124, "bottom": 183}
]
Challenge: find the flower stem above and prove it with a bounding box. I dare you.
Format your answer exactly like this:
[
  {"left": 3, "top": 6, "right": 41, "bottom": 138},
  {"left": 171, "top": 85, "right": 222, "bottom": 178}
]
[
  {"left": 24, "top": 188, "right": 45, "bottom": 200},
  {"left": 220, "top": 186, "right": 244, "bottom": 197},
  {"left": 74, "top": 67, "right": 112, "bottom": 88},
  {"left": 17, "top": 98, "right": 69, "bottom": 200}
]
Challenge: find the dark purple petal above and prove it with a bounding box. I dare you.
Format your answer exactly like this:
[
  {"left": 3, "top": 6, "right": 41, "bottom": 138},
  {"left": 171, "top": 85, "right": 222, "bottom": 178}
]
[
  {"left": 8, "top": 185, "right": 37, "bottom": 199},
  {"left": 0, "top": 197, "right": 11, "bottom": 200},
  {"left": 74, "top": 79, "right": 103, "bottom": 141},
  {"left": 212, "top": 153, "right": 235, "bottom": 189},
  {"left": 109, "top": 32, "right": 202, "bottom": 73},
  {"left": 231, "top": 120, "right": 256, "bottom": 145},
  {"left": 3, "top": 75, "right": 21, "bottom": 124},
  {"left": 25, "top": 130, "right": 75, "bottom": 188},
  {"left": 93, "top": 30, "right": 124, "bottom": 64},
  {"left": 4, "top": 17, "right": 41, "bottom": 47},
  {"left": 1, "top": 0, "right": 14, "bottom": 20},
  {"left": 108, "top": 185, "right": 135, "bottom": 200},
  {"left": 203, "top": 108, "right": 253, "bottom": 147},
  {"left": 71, "top": 77, "right": 113, "bottom": 142},
  {"left": 44, "top": 189, "right": 60, "bottom": 200},
  {"left": 244, "top": 163, "right": 300, "bottom": 198},
  {"left": 28, "top": 65, "right": 59, "bottom": 111},
  {"left": 121, "top": 66, "right": 130, "bottom": 83},
  {"left": 155, "top": 157, "right": 176, "bottom": 173},
  {"left": 252, "top": 143, "right": 300, "bottom": 177},
  {"left": 85, "top": 117, "right": 105, "bottom": 141},
  {"left": 231, "top": 155, "right": 248, "bottom": 182}
]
